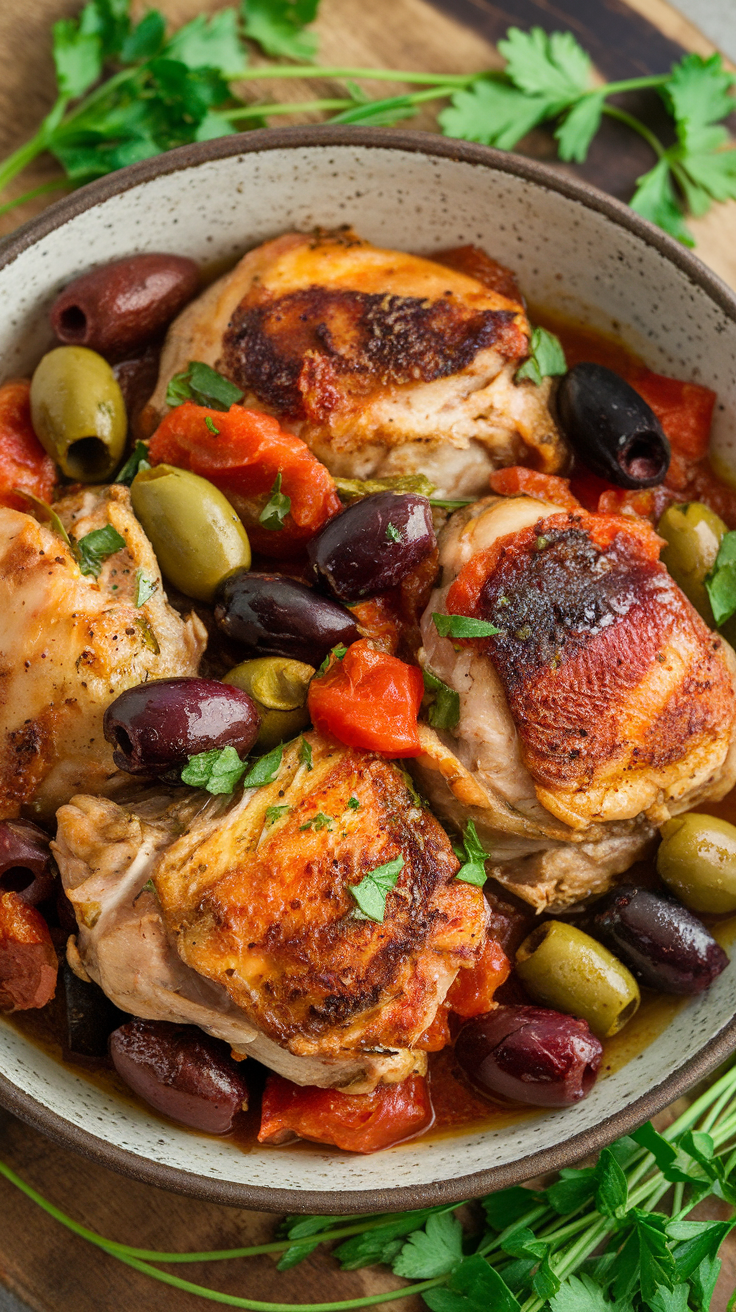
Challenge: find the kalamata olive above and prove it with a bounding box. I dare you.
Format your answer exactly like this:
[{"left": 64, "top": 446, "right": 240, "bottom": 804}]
[
  {"left": 516, "top": 921, "right": 640, "bottom": 1039},
  {"left": 109, "top": 1019, "right": 248, "bottom": 1133},
  {"left": 224, "top": 657, "right": 315, "bottom": 750},
  {"left": 307, "top": 492, "right": 436, "bottom": 602},
  {"left": 658, "top": 502, "right": 726, "bottom": 626},
  {"left": 30, "top": 346, "right": 127, "bottom": 481},
  {"left": 454, "top": 1005, "right": 602, "bottom": 1107},
  {"left": 0, "top": 820, "right": 55, "bottom": 906},
  {"left": 658, "top": 814, "right": 736, "bottom": 914},
  {"left": 215, "top": 570, "right": 360, "bottom": 668},
  {"left": 131, "top": 464, "right": 251, "bottom": 603},
  {"left": 50, "top": 254, "right": 199, "bottom": 360},
  {"left": 103, "top": 676, "right": 260, "bottom": 775},
  {"left": 557, "top": 363, "right": 670, "bottom": 489},
  {"left": 590, "top": 885, "right": 727, "bottom": 994},
  {"left": 62, "top": 963, "right": 127, "bottom": 1066}
]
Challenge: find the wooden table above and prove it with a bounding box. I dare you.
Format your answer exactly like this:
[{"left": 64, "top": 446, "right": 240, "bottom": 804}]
[{"left": 0, "top": 0, "right": 735, "bottom": 1308}]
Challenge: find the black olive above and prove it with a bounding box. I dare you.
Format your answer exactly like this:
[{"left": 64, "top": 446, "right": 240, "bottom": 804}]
[
  {"left": 103, "top": 677, "right": 261, "bottom": 775},
  {"left": 454, "top": 1005, "right": 602, "bottom": 1108},
  {"left": 590, "top": 885, "right": 728, "bottom": 995},
  {"left": 214, "top": 571, "right": 360, "bottom": 667},
  {"left": 307, "top": 492, "right": 436, "bottom": 602},
  {"left": 557, "top": 362, "right": 670, "bottom": 489}
]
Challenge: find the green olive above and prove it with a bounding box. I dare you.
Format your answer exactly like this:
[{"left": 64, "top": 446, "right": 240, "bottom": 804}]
[
  {"left": 658, "top": 502, "right": 727, "bottom": 626},
  {"left": 30, "top": 345, "right": 127, "bottom": 481},
  {"left": 658, "top": 813, "right": 736, "bottom": 914},
  {"left": 131, "top": 464, "right": 251, "bottom": 603},
  {"left": 516, "top": 921, "right": 640, "bottom": 1039},
  {"left": 224, "top": 657, "right": 315, "bottom": 750}
]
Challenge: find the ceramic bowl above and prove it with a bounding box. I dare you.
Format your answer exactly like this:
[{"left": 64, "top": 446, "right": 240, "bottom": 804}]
[{"left": 2, "top": 126, "right": 736, "bottom": 1213}]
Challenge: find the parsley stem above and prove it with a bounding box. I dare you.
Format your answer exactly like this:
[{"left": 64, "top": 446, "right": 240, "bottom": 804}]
[
  {"left": 227, "top": 65, "right": 477, "bottom": 87},
  {"left": 597, "top": 73, "right": 669, "bottom": 96},
  {"left": 226, "top": 98, "right": 353, "bottom": 118},
  {"left": 0, "top": 176, "right": 72, "bottom": 217},
  {"left": 601, "top": 104, "right": 666, "bottom": 160}
]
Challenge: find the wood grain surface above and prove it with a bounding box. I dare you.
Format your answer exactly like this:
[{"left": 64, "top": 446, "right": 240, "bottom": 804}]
[{"left": 0, "top": 0, "right": 735, "bottom": 1309}]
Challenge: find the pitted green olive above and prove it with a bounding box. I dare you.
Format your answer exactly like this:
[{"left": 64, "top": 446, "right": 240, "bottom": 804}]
[
  {"left": 658, "top": 502, "right": 727, "bottom": 626},
  {"left": 224, "top": 657, "right": 314, "bottom": 750},
  {"left": 516, "top": 920, "right": 640, "bottom": 1039},
  {"left": 131, "top": 464, "right": 251, "bottom": 603},
  {"left": 658, "top": 813, "right": 736, "bottom": 914},
  {"left": 30, "top": 345, "right": 127, "bottom": 481}
]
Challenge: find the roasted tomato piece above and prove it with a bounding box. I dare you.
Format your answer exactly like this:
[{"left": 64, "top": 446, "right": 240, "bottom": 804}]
[
  {"left": 489, "top": 467, "right": 581, "bottom": 510},
  {"left": 258, "top": 1073, "right": 433, "bottom": 1153},
  {"left": 0, "top": 380, "right": 57, "bottom": 511},
  {"left": 0, "top": 891, "right": 57, "bottom": 1011},
  {"left": 631, "top": 369, "right": 715, "bottom": 463},
  {"left": 307, "top": 640, "right": 424, "bottom": 757},
  {"left": 148, "top": 402, "right": 341, "bottom": 555},
  {"left": 417, "top": 939, "right": 511, "bottom": 1052}
]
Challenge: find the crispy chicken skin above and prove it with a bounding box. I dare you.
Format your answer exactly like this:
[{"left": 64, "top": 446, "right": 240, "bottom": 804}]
[
  {"left": 0, "top": 486, "right": 205, "bottom": 824},
  {"left": 412, "top": 496, "right": 736, "bottom": 911},
  {"left": 54, "top": 733, "right": 488, "bottom": 1092},
  {"left": 145, "top": 230, "right": 566, "bottom": 497}
]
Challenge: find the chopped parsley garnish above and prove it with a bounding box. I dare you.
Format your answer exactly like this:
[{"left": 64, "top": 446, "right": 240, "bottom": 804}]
[
  {"left": 204, "top": 416, "right": 220, "bottom": 435},
  {"left": 115, "top": 441, "right": 150, "bottom": 486},
  {"left": 299, "top": 812, "right": 334, "bottom": 832},
  {"left": 385, "top": 521, "right": 402, "bottom": 543},
  {"left": 134, "top": 569, "right": 158, "bottom": 607},
  {"left": 181, "top": 742, "right": 283, "bottom": 795},
  {"left": 432, "top": 613, "right": 501, "bottom": 639},
  {"left": 347, "top": 796, "right": 360, "bottom": 811},
  {"left": 265, "top": 804, "right": 291, "bottom": 824},
  {"left": 454, "top": 820, "right": 491, "bottom": 887},
  {"left": 259, "top": 472, "right": 292, "bottom": 531},
  {"left": 422, "top": 668, "right": 460, "bottom": 731},
  {"left": 242, "top": 743, "right": 284, "bottom": 788},
  {"left": 515, "top": 326, "right": 568, "bottom": 386},
  {"left": 705, "top": 530, "right": 736, "bottom": 626},
  {"left": 166, "top": 361, "right": 244, "bottom": 411},
  {"left": 74, "top": 525, "right": 126, "bottom": 577},
  {"left": 299, "top": 736, "right": 313, "bottom": 771},
  {"left": 316, "top": 644, "right": 348, "bottom": 676},
  {"left": 350, "top": 855, "right": 404, "bottom": 923}
]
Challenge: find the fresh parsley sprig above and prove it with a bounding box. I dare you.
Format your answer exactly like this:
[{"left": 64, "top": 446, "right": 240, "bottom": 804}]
[
  {"left": 453, "top": 819, "right": 490, "bottom": 886},
  {"left": 181, "top": 741, "right": 283, "bottom": 793},
  {"left": 259, "top": 472, "right": 292, "bottom": 531},
  {"left": 349, "top": 853, "right": 404, "bottom": 922},
  {"left": 705, "top": 530, "right": 736, "bottom": 627},
  {"left": 166, "top": 360, "right": 244, "bottom": 411}
]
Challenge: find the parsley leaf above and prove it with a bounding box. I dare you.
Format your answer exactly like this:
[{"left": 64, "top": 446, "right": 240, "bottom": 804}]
[
  {"left": 385, "top": 521, "right": 403, "bottom": 543},
  {"left": 259, "top": 472, "right": 292, "bottom": 531},
  {"left": 454, "top": 820, "right": 490, "bottom": 887},
  {"left": 115, "top": 440, "right": 150, "bottom": 485},
  {"left": 181, "top": 745, "right": 246, "bottom": 794},
  {"left": 555, "top": 92, "right": 605, "bottom": 163},
  {"left": 630, "top": 159, "right": 695, "bottom": 247},
  {"left": 423, "top": 1255, "right": 521, "bottom": 1312},
  {"left": 316, "top": 643, "right": 348, "bottom": 676},
  {"left": 497, "top": 26, "right": 592, "bottom": 103},
  {"left": 134, "top": 569, "right": 157, "bottom": 607},
  {"left": 265, "top": 804, "right": 291, "bottom": 824},
  {"left": 347, "top": 796, "right": 360, "bottom": 810},
  {"left": 392, "top": 1212, "right": 463, "bottom": 1279},
  {"left": 164, "top": 9, "right": 247, "bottom": 77},
  {"left": 299, "top": 812, "right": 333, "bottom": 831},
  {"left": 549, "top": 1274, "right": 613, "bottom": 1312},
  {"left": 350, "top": 854, "right": 403, "bottom": 923},
  {"left": 515, "top": 326, "right": 567, "bottom": 385},
  {"left": 423, "top": 668, "right": 460, "bottom": 731},
  {"left": 242, "top": 743, "right": 283, "bottom": 787},
  {"left": 119, "top": 9, "right": 166, "bottom": 63},
  {"left": 74, "top": 524, "right": 126, "bottom": 577},
  {"left": 439, "top": 79, "right": 557, "bottom": 152},
  {"left": 299, "top": 736, "right": 313, "bottom": 770},
  {"left": 546, "top": 1167, "right": 597, "bottom": 1215},
  {"left": 166, "top": 360, "right": 244, "bottom": 410},
  {"left": 433, "top": 613, "right": 500, "bottom": 639},
  {"left": 705, "top": 529, "right": 736, "bottom": 626},
  {"left": 335, "top": 1208, "right": 445, "bottom": 1271},
  {"left": 594, "top": 1148, "right": 629, "bottom": 1220},
  {"left": 241, "top": 0, "right": 320, "bottom": 63},
  {"left": 52, "top": 15, "right": 102, "bottom": 100}
]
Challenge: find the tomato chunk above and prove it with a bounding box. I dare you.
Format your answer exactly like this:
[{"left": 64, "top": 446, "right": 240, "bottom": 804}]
[
  {"left": 0, "top": 380, "right": 56, "bottom": 512},
  {"left": 489, "top": 467, "right": 580, "bottom": 510},
  {"left": 307, "top": 640, "right": 424, "bottom": 757},
  {"left": 445, "top": 939, "right": 511, "bottom": 1018},
  {"left": 258, "top": 1073, "right": 433, "bottom": 1153},
  {"left": 631, "top": 369, "right": 715, "bottom": 463},
  {"left": 148, "top": 402, "right": 341, "bottom": 556},
  {"left": 0, "top": 891, "right": 57, "bottom": 1012}
]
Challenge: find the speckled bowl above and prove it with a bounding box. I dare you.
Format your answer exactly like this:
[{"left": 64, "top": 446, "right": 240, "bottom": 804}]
[{"left": 2, "top": 127, "right": 736, "bottom": 1213}]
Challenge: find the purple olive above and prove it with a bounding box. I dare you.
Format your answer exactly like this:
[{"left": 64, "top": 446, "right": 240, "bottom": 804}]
[
  {"left": 110, "top": 1020, "right": 248, "bottom": 1133},
  {"left": 50, "top": 254, "right": 199, "bottom": 360},
  {"left": 455, "top": 1005, "right": 602, "bottom": 1108},
  {"left": 62, "top": 963, "right": 127, "bottom": 1067},
  {"left": 307, "top": 492, "right": 437, "bottom": 602},
  {"left": 591, "top": 886, "right": 728, "bottom": 995},
  {"left": 215, "top": 570, "right": 360, "bottom": 667},
  {"left": 103, "top": 676, "right": 260, "bottom": 775},
  {"left": 0, "top": 821, "right": 56, "bottom": 906},
  {"left": 557, "top": 363, "right": 670, "bottom": 489}
]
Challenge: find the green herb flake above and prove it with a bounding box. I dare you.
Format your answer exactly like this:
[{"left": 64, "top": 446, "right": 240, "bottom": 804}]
[
  {"left": 350, "top": 854, "right": 404, "bottom": 923},
  {"left": 134, "top": 568, "right": 157, "bottom": 607},
  {"left": 454, "top": 819, "right": 490, "bottom": 887},
  {"left": 705, "top": 529, "right": 736, "bottom": 626},
  {"left": 204, "top": 415, "right": 220, "bottom": 435},
  {"left": 265, "top": 804, "right": 291, "bottom": 824},
  {"left": 166, "top": 360, "right": 244, "bottom": 411},
  {"left": 14, "top": 489, "right": 72, "bottom": 548},
  {"left": 242, "top": 743, "right": 283, "bottom": 788},
  {"left": 385, "top": 521, "right": 402, "bottom": 543},
  {"left": 181, "top": 745, "right": 245, "bottom": 794},
  {"left": 299, "top": 812, "right": 334, "bottom": 832},
  {"left": 515, "top": 326, "right": 568, "bottom": 386},
  {"left": 422, "top": 667, "right": 460, "bottom": 731},
  {"left": 347, "top": 796, "right": 360, "bottom": 811},
  {"left": 432, "top": 613, "right": 501, "bottom": 639},
  {"left": 241, "top": 0, "right": 320, "bottom": 63},
  {"left": 115, "top": 441, "right": 151, "bottom": 486},
  {"left": 259, "top": 472, "right": 292, "bottom": 531},
  {"left": 316, "top": 643, "right": 348, "bottom": 676},
  {"left": 74, "top": 525, "right": 126, "bottom": 577},
  {"left": 299, "top": 736, "right": 313, "bottom": 771}
]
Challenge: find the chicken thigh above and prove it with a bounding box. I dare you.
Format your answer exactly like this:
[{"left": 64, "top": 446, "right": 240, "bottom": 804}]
[
  {"left": 412, "top": 496, "right": 736, "bottom": 911},
  {"left": 0, "top": 486, "right": 205, "bottom": 823},
  {"left": 53, "top": 732, "right": 488, "bottom": 1092},
  {"left": 144, "top": 230, "right": 566, "bottom": 498}
]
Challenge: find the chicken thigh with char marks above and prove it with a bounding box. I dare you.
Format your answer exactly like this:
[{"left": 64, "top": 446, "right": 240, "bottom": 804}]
[
  {"left": 53, "top": 732, "right": 489, "bottom": 1092},
  {"left": 412, "top": 495, "right": 736, "bottom": 911},
  {"left": 0, "top": 486, "right": 205, "bottom": 824},
  {"left": 144, "top": 230, "right": 566, "bottom": 498}
]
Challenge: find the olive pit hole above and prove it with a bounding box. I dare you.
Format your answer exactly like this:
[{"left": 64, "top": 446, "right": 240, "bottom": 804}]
[
  {"left": 613, "top": 997, "right": 639, "bottom": 1032},
  {"left": 114, "top": 726, "right": 134, "bottom": 760},
  {"left": 0, "top": 866, "right": 35, "bottom": 894},
  {"left": 65, "top": 436, "right": 113, "bottom": 480},
  {"left": 619, "top": 434, "right": 668, "bottom": 485},
  {"left": 57, "top": 304, "right": 88, "bottom": 341},
  {"left": 580, "top": 1062, "right": 598, "bottom": 1096}
]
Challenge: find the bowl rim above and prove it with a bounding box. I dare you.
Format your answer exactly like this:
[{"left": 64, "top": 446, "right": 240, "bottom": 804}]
[{"left": 3, "top": 123, "right": 736, "bottom": 1214}]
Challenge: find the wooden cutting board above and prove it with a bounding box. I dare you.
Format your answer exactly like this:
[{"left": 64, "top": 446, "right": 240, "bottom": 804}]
[{"left": 0, "top": 1, "right": 735, "bottom": 1310}]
